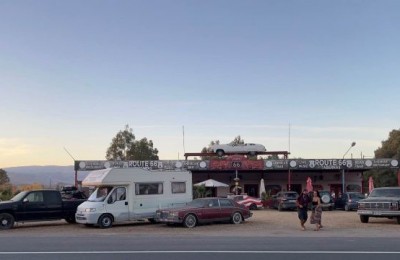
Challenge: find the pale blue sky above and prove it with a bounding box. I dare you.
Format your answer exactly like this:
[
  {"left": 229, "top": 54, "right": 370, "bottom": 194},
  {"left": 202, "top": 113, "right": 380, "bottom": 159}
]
[{"left": 1, "top": 0, "right": 399, "bottom": 167}]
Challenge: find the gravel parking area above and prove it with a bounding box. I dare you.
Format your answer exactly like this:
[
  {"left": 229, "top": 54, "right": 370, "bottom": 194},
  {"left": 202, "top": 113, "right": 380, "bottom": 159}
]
[{"left": 1, "top": 209, "right": 400, "bottom": 238}]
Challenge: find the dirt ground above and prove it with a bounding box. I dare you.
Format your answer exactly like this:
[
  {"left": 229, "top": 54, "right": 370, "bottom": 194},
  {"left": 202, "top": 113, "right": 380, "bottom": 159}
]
[{"left": 2, "top": 209, "right": 400, "bottom": 238}]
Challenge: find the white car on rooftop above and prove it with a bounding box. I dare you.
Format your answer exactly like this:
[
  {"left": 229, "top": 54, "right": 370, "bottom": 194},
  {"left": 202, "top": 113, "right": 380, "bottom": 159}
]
[{"left": 210, "top": 143, "right": 266, "bottom": 156}]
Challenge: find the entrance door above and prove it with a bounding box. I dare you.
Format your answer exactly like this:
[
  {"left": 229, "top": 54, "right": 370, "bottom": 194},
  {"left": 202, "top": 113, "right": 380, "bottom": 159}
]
[
  {"left": 330, "top": 184, "right": 342, "bottom": 200},
  {"left": 244, "top": 184, "right": 258, "bottom": 197},
  {"left": 288, "top": 184, "right": 302, "bottom": 195},
  {"left": 105, "top": 187, "right": 129, "bottom": 222}
]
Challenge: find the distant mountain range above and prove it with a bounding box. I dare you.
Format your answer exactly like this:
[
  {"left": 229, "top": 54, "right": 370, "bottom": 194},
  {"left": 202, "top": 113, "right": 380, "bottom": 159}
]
[{"left": 4, "top": 166, "right": 89, "bottom": 186}]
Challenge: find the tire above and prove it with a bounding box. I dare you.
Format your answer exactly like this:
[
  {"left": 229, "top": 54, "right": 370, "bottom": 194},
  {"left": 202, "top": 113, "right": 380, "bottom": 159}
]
[
  {"left": 98, "top": 214, "right": 113, "bottom": 228},
  {"left": 249, "top": 151, "right": 256, "bottom": 156},
  {"left": 321, "top": 195, "right": 330, "bottom": 204},
  {"left": 249, "top": 204, "right": 257, "bottom": 210},
  {"left": 0, "top": 213, "right": 15, "bottom": 230},
  {"left": 216, "top": 150, "right": 224, "bottom": 157},
  {"left": 344, "top": 205, "right": 350, "bottom": 211},
  {"left": 231, "top": 212, "right": 242, "bottom": 224},
  {"left": 397, "top": 217, "right": 400, "bottom": 225},
  {"left": 65, "top": 216, "right": 76, "bottom": 224},
  {"left": 360, "top": 215, "right": 369, "bottom": 223},
  {"left": 148, "top": 218, "right": 158, "bottom": 224},
  {"left": 183, "top": 214, "right": 197, "bottom": 228}
]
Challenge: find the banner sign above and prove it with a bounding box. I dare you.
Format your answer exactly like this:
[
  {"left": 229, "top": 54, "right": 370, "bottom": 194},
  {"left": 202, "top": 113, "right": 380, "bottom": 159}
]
[
  {"left": 75, "top": 158, "right": 399, "bottom": 171},
  {"left": 265, "top": 159, "right": 399, "bottom": 170},
  {"left": 75, "top": 160, "right": 209, "bottom": 171}
]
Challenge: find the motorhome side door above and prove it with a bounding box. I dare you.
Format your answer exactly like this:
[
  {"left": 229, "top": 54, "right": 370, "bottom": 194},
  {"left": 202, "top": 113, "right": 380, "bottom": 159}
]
[{"left": 105, "top": 187, "right": 129, "bottom": 222}]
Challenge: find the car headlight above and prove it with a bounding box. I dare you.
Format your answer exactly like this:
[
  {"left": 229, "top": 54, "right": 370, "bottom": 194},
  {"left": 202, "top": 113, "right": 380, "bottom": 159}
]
[
  {"left": 168, "top": 212, "right": 178, "bottom": 217},
  {"left": 85, "top": 208, "right": 96, "bottom": 212}
]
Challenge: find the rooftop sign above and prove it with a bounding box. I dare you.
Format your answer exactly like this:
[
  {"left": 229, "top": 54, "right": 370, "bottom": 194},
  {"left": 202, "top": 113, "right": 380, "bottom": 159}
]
[{"left": 75, "top": 158, "right": 399, "bottom": 171}]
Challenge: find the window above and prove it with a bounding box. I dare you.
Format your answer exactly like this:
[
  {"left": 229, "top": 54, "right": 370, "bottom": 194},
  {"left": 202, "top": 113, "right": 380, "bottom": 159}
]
[
  {"left": 220, "top": 199, "right": 234, "bottom": 207},
  {"left": 171, "top": 182, "right": 186, "bottom": 194},
  {"left": 135, "top": 183, "right": 163, "bottom": 195},
  {"left": 107, "top": 187, "right": 126, "bottom": 204},
  {"left": 25, "top": 192, "right": 44, "bottom": 203}
]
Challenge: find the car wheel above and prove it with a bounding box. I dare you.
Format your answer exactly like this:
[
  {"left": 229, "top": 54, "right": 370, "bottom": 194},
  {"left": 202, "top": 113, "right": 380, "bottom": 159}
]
[
  {"left": 0, "top": 213, "right": 15, "bottom": 230},
  {"left": 216, "top": 150, "right": 224, "bottom": 157},
  {"left": 249, "top": 204, "right": 257, "bottom": 210},
  {"left": 98, "top": 214, "right": 113, "bottom": 228},
  {"left": 148, "top": 218, "right": 158, "bottom": 224},
  {"left": 397, "top": 217, "right": 400, "bottom": 225},
  {"left": 344, "top": 205, "right": 350, "bottom": 211},
  {"left": 64, "top": 216, "right": 76, "bottom": 224},
  {"left": 360, "top": 215, "right": 369, "bottom": 223},
  {"left": 249, "top": 151, "right": 256, "bottom": 156},
  {"left": 231, "top": 212, "right": 242, "bottom": 224},
  {"left": 183, "top": 214, "right": 197, "bottom": 228}
]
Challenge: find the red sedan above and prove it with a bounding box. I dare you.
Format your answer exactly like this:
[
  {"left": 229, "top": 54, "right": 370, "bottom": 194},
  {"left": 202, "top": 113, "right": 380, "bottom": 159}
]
[{"left": 155, "top": 198, "right": 252, "bottom": 228}]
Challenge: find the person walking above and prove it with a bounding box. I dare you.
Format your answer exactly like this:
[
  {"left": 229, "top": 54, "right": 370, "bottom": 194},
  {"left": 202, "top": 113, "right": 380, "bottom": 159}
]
[
  {"left": 310, "top": 190, "right": 323, "bottom": 231},
  {"left": 296, "top": 189, "right": 311, "bottom": 231}
]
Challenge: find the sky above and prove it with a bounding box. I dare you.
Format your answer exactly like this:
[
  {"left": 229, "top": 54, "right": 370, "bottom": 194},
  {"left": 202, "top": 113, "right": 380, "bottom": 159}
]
[{"left": 1, "top": 0, "right": 399, "bottom": 168}]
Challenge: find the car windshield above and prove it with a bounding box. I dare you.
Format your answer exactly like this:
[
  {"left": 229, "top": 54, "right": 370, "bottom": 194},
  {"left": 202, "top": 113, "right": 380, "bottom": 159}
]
[
  {"left": 369, "top": 189, "right": 400, "bottom": 197},
  {"left": 187, "top": 199, "right": 208, "bottom": 207},
  {"left": 88, "top": 186, "right": 113, "bottom": 202},
  {"left": 349, "top": 193, "right": 365, "bottom": 199},
  {"left": 10, "top": 191, "right": 28, "bottom": 201},
  {"left": 284, "top": 193, "right": 297, "bottom": 199}
]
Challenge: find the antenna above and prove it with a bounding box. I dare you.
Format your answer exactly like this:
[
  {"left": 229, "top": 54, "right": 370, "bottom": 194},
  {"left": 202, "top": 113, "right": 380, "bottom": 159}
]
[
  {"left": 63, "top": 146, "right": 76, "bottom": 161},
  {"left": 288, "top": 123, "right": 291, "bottom": 156},
  {"left": 182, "top": 125, "right": 186, "bottom": 154}
]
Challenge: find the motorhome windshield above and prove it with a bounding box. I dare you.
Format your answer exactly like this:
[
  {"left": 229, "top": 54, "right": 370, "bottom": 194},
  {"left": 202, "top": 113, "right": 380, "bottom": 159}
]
[{"left": 88, "top": 186, "right": 113, "bottom": 202}]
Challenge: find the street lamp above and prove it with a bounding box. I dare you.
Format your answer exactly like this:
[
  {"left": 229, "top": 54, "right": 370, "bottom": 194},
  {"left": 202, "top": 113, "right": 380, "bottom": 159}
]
[{"left": 342, "top": 142, "right": 356, "bottom": 193}]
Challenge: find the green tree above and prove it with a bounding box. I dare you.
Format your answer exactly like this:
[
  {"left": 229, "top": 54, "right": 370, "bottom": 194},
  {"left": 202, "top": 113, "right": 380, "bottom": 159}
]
[
  {"left": 106, "top": 125, "right": 159, "bottom": 160},
  {"left": 229, "top": 135, "right": 245, "bottom": 145},
  {"left": 365, "top": 129, "right": 400, "bottom": 187},
  {"left": 0, "top": 169, "right": 10, "bottom": 185}
]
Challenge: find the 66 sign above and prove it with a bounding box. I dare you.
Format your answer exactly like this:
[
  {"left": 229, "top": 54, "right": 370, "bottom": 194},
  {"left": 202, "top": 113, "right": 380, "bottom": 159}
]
[{"left": 231, "top": 161, "right": 242, "bottom": 168}]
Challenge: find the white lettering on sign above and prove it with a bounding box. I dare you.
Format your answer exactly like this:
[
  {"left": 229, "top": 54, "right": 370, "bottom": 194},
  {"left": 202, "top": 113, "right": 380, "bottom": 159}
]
[{"left": 128, "top": 161, "right": 163, "bottom": 168}]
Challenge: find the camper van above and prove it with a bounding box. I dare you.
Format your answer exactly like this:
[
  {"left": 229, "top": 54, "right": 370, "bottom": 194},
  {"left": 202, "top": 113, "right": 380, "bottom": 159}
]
[{"left": 75, "top": 167, "right": 192, "bottom": 228}]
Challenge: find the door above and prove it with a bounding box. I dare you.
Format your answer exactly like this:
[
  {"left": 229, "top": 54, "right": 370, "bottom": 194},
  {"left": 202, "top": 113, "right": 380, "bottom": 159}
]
[
  {"left": 17, "top": 191, "right": 49, "bottom": 221},
  {"left": 105, "top": 187, "right": 129, "bottom": 222},
  {"left": 244, "top": 184, "right": 258, "bottom": 197},
  {"left": 43, "top": 191, "right": 63, "bottom": 219}
]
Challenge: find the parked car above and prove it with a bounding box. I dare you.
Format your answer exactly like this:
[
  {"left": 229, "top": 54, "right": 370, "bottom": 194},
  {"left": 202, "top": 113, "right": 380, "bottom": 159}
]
[
  {"left": 0, "top": 190, "right": 86, "bottom": 230},
  {"left": 210, "top": 143, "right": 266, "bottom": 157},
  {"left": 335, "top": 192, "right": 365, "bottom": 211},
  {"left": 155, "top": 197, "right": 252, "bottom": 228},
  {"left": 228, "top": 195, "right": 264, "bottom": 210},
  {"left": 358, "top": 187, "right": 400, "bottom": 224},
  {"left": 309, "top": 190, "right": 335, "bottom": 211},
  {"left": 272, "top": 191, "right": 299, "bottom": 211}
]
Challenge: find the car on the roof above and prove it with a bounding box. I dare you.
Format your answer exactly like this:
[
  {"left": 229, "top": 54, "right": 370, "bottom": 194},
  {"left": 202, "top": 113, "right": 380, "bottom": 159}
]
[
  {"left": 210, "top": 143, "right": 266, "bottom": 157},
  {"left": 334, "top": 192, "right": 365, "bottom": 211},
  {"left": 272, "top": 191, "right": 299, "bottom": 211},
  {"left": 228, "top": 195, "right": 264, "bottom": 210},
  {"left": 155, "top": 197, "right": 252, "bottom": 228}
]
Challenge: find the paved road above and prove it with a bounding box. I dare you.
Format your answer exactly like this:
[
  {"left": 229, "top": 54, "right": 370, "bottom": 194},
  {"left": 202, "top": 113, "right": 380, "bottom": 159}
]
[{"left": 1, "top": 210, "right": 400, "bottom": 259}]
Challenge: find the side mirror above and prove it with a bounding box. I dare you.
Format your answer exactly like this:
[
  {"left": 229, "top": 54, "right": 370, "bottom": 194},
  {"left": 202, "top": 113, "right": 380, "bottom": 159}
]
[{"left": 23, "top": 198, "right": 29, "bottom": 203}]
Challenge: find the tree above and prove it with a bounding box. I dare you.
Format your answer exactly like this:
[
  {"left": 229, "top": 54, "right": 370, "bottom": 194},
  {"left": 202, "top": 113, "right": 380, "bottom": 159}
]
[
  {"left": 229, "top": 135, "right": 245, "bottom": 145},
  {"left": 106, "top": 125, "right": 159, "bottom": 160},
  {"left": 365, "top": 129, "right": 400, "bottom": 188},
  {"left": 0, "top": 169, "right": 10, "bottom": 185}
]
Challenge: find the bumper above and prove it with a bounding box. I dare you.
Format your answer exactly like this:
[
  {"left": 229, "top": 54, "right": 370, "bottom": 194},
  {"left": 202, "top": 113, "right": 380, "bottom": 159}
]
[
  {"left": 281, "top": 203, "right": 297, "bottom": 209},
  {"left": 357, "top": 210, "right": 400, "bottom": 217},
  {"left": 75, "top": 212, "right": 102, "bottom": 224}
]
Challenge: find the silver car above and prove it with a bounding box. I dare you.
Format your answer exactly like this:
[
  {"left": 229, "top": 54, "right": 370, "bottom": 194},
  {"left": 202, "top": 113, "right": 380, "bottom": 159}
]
[{"left": 211, "top": 143, "right": 266, "bottom": 156}]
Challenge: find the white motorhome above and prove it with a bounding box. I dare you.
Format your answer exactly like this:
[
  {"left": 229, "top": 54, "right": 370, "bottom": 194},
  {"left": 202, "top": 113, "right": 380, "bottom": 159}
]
[{"left": 75, "top": 167, "right": 192, "bottom": 228}]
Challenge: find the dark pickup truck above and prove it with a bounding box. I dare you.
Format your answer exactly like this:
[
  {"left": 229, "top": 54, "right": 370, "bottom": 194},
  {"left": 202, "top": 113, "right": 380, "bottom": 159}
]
[
  {"left": 0, "top": 189, "right": 86, "bottom": 230},
  {"left": 357, "top": 187, "right": 400, "bottom": 224}
]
